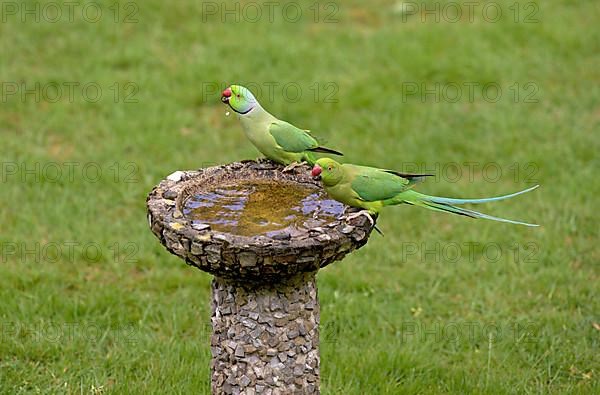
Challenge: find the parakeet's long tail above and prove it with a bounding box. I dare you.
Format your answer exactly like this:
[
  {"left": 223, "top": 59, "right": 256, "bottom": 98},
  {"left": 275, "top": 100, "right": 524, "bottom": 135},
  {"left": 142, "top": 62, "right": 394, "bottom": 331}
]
[
  {"left": 304, "top": 147, "right": 343, "bottom": 166},
  {"left": 309, "top": 146, "right": 343, "bottom": 156},
  {"left": 400, "top": 185, "right": 539, "bottom": 227}
]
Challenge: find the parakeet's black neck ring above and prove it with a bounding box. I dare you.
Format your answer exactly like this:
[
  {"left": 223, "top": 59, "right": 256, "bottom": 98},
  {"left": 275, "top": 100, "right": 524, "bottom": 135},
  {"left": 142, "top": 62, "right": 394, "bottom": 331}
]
[{"left": 230, "top": 105, "right": 254, "bottom": 115}]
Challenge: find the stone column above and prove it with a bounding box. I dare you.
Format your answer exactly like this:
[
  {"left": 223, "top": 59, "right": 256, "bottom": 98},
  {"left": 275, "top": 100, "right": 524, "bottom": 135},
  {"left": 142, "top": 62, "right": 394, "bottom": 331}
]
[{"left": 210, "top": 272, "right": 319, "bottom": 395}]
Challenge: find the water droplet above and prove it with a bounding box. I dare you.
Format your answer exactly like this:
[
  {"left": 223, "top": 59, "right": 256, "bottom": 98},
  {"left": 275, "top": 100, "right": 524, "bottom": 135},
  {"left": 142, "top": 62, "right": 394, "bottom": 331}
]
[{"left": 225, "top": 111, "right": 230, "bottom": 116}]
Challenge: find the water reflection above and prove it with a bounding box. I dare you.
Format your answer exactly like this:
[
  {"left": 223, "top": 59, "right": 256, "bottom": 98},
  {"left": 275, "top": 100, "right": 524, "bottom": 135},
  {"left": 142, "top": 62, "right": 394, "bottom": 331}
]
[{"left": 183, "top": 180, "right": 344, "bottom": 237}]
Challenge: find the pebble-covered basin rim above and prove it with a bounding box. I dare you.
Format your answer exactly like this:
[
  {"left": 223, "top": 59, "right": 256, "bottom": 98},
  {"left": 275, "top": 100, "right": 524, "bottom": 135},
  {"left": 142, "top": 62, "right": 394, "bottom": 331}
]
[{"left": 146, "top": 160, "right": 375, "bottom": 281}]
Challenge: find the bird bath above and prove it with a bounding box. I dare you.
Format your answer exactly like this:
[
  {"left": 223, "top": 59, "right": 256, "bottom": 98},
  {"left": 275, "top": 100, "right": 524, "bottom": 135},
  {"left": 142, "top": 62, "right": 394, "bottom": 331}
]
[{"left": 147, "top": 160, "right": 375, "bottom": 394}]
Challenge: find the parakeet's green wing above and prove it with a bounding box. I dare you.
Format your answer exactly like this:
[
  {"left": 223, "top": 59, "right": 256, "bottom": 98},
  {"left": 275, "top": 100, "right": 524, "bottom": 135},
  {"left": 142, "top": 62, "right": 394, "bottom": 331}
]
[
  {"left": 268, "top": 121, "right": 319, "bottom": 153},
  {"left": 350, "top": 167, "right": 413, "bottom": 202}
]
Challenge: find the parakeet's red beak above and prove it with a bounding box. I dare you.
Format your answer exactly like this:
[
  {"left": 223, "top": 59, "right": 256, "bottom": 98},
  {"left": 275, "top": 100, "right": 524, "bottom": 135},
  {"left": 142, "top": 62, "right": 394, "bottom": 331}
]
[
  {"left": 311, "top": 165, "right": 322, "bottom": 180},
  {"left": 221, "top": 87, "right": 232, "bottom": 103}
]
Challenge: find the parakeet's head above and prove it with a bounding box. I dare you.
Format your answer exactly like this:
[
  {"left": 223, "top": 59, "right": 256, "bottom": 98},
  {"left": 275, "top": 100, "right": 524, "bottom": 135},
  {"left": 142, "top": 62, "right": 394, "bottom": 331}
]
[
  {"left": 312, "top": 158, "right": 343, "bottom": 186},
  {"left": 221, "top": 85, "right": 258, "bottom": 115}
]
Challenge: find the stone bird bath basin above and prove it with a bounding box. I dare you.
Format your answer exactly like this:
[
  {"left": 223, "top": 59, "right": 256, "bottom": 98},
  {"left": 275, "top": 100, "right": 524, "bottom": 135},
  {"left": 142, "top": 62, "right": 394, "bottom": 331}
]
[{"left": 147, "top": 160, "right": 375, "bottom": 394}]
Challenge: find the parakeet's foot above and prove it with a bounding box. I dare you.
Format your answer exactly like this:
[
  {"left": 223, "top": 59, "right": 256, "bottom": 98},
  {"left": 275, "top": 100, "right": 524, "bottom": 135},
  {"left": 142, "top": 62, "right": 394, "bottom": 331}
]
[
  {"left": 282, "top": 161, "right": 307, "bottom": 173},
  {"left": 343, "top": 210, "right": 376, "bottom": 228}
]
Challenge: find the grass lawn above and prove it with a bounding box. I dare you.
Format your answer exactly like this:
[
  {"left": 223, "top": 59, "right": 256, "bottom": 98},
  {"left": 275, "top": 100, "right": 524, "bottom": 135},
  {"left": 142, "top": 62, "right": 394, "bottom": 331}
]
[{"left": 1, "top": 0, "right": 598, "bottom": 393}]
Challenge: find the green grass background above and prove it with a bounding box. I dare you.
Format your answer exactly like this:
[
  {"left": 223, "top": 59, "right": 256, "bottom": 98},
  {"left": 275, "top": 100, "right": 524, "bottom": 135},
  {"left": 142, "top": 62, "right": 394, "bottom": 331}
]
[{"left": 1, "top": 0, "right": 598, "bottom": 393}]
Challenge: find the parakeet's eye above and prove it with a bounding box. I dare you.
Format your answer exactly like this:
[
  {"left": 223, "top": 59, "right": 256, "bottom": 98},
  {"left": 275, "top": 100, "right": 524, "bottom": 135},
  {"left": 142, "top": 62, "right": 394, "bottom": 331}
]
[{"left": 328, "top": 166, "right": 332, "bottom": 171}]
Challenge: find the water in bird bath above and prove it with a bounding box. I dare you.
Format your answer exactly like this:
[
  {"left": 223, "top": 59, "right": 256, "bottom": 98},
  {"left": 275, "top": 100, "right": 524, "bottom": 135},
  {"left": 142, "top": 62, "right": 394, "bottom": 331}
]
[{"left": 183, "top": 180, "right": 344, "bottom": 237}]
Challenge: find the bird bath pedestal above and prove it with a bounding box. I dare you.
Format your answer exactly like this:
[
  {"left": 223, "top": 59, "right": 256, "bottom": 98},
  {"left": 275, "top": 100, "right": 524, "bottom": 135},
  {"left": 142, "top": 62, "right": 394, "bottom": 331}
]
[{"left": 147, "top": 160, "right": 375, "bottom": 394}]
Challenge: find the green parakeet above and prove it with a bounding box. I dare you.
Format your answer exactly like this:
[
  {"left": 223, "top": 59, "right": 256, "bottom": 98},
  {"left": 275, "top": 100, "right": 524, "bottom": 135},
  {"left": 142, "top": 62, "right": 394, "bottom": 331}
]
[
  {"left": 311, "top": 158, "right": 539, "bottom": 227},
  {"left": 221, "top": 85, "right": 342, "bottom": 166}
]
